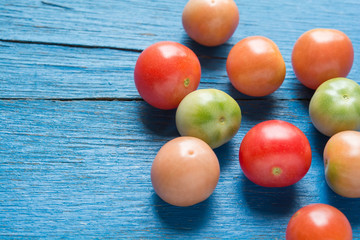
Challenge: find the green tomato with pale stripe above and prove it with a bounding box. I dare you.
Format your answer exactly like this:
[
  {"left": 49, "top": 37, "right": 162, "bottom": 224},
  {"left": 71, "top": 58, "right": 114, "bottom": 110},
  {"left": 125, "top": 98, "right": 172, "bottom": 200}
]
[
  {"left": 175, "top": 89, "right": 241, "bottom": 149},
  {"left": 309, "top": 77, "right": 360, "bottom": 136}
]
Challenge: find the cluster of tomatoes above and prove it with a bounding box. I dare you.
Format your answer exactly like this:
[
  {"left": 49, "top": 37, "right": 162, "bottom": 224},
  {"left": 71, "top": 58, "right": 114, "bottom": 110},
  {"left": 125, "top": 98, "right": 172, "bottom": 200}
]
[{"left": 133, "top": 0, "right": 359, "bottom": 239}]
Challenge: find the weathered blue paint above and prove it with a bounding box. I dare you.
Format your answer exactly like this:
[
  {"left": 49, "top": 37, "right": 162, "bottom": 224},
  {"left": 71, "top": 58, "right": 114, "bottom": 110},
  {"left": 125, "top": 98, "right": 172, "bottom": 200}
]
[{"left": 0, "top": 0, "right": 360, "bottom": 239}]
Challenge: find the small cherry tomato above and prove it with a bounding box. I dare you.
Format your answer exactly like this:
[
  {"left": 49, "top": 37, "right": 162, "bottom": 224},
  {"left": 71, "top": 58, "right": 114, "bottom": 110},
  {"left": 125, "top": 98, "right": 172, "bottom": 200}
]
[
  {"left": 324, "top": 130, "right": 360, "bottom": 198},
  {"left": 309, "top": 77, "right": 360, "bottom": 136},
  {"left": 239, "top": 120, "right": 311, "bottom": 187},
  {"left": 226, "top": 36, "right": 286, "bottom": 97},
  {"left": 182, "top": 0, "right": 239, "bottom": 47},
  {"left": 286, "top": 203, "right": 352, "bottom": 240},
  {"left": 151, "top": 136, "right": 220, "bottom": 207},
  {"left": 134, "top": 41, "right": 201, "bottom": 110},
  {"left": 176, "top": 89, "right": 241, "bottom": 149},
  {"left": 292, "top": 28, "right": 354, "bottom": 90}
]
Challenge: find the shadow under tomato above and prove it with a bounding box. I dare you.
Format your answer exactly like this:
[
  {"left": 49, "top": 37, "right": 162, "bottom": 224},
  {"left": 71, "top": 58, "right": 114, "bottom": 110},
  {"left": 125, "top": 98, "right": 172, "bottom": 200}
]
[
  {"left": 236, "top": 95, "right": 277, "bottom": 123},
  {"left": 307, "top": 123, "right": 329, "bottom": 165},
  {"left": 180, "top": 33, "right": 232, "bottom": 60},
  {"left": 227, "top": 81, "right": 255, "bottom": 101},
  {"left": 152, "top": 192, "right": 213, "bottom": 231},
  {"left": 138, "top": 102, "right": 179, "bottom": 137},
  {"left": 324, "top": 181, "right": 360, "bottom": 226},
  {"left": 214, "top": 140, "right": 238, "bottom": 172},
  {"left": 291, "top": 77, "right": 315, "bottom": 101},
  {"left": 238, "top": 173, "right": 297, "bottom": 217}
]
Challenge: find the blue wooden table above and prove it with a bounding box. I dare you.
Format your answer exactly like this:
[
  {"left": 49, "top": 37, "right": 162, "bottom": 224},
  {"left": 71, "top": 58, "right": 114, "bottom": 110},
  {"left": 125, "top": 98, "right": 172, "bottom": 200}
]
[{"left": 1, "top": 0, "right": 360, "bottom": 239}]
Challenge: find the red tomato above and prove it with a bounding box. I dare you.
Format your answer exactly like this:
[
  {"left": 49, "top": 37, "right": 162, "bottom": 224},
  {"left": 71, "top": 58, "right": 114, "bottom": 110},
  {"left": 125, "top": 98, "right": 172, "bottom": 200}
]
[
  {"left": 286, "top": 203, "right": 352, "bottom": 240},
  {"left": 151, "top": 137, "right": 220, "bottom": 207},
  {"left": 134, "top": 41, "right": 201, "bottom": 110},
  {"left": 182, "top": 0, "right": 239, "bottom": 47},
  {"left": 239, "top": 120, "right": 311, "bottom": 187},
  {"left": 226, "top": 36, "right": 286, "bottom": 97},
  {"left": 292, "top": 28, "right": 354, "bottom": 90}
]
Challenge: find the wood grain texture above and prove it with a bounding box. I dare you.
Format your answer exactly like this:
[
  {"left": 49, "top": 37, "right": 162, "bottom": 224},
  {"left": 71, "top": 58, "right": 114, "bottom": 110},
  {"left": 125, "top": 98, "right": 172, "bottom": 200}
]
[
  {"left": 1, "top": 0, "right": 360, "bottom": 100},
  {"left": 1, "top": 100, "right": 359, "bottom": 239},
  {"left": 0, "top": 41, "right": 306, "bottom": 100},
  {"left": 1, "top": 0, "right": 360, "bottom": 239},
  {"left": 0, "top": 40, "right": 359, "bottom": 100},
  {"left": 1, "top": 0, "right": 360, "bottom": 55}
]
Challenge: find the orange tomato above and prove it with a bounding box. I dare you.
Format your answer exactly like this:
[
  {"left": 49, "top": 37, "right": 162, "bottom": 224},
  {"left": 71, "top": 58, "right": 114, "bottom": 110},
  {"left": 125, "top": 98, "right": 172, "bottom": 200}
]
[
  {"left": 286, "top": 203, "right": 352, "bottom": 240},
  {"left": 226, "top": 36, "right": 286, "bottom": 97},
  {"left": 292, "top": 28, "right": 354, "bottom": 90}
]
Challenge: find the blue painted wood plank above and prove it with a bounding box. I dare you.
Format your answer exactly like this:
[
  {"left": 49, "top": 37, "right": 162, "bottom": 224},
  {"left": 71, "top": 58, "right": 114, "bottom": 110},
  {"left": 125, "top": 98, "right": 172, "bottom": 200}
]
[
  {"left": 0, "top": 100, "right": 359, "bottom": 239},
  {"left": 1, "top": 0, "right": 360, "bottom": 239},
  {"left": 1, "top": 41, "right": 359, "bottom": 100},
  {"left": 1, "top": 0, "right": 360, "bottom": 58},
  {"left": 0, "top": 41, "right": 138, "bottom": 99},
  {"left": 1, "top": 0, "right": 360, "bottom": 99}
]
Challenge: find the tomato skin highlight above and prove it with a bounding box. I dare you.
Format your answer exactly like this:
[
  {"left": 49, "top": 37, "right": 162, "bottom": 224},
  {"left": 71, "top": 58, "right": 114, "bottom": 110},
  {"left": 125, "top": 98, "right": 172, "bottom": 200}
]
[
  {"left": 309, "top": 77, "right": 360, "bottom": 137},
  {"left": 182, "top": 0, "right": 239, "bottom": 47},
  {"left": 151, "top": 137, "right": 220, "bottom": 207},
  {"left": 239, "top": 120, "right": 311, "bottom": 187},
  {"left": 226, "top": 36, "right": 286, "bottom": 97},
  {"left": 134, "top": 41, "right": 201, "bottom": 110},
  {"left": 286, "top": 203, "right": 352, "bottom": 240},
  {"left": 292, "top": 28, "right": 354, "bottom": 90},
  {"left": 324, "top": 131, "right": 360, "bottom": 198}
]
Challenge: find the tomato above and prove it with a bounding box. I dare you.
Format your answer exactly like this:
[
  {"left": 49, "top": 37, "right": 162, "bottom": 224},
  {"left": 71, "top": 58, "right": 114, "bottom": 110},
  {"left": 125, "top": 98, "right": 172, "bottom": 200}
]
[
  {"left": 134, "top": 41, "right": 201, "bottom": 110},
  {"left": 292, "top": 28, "right": 354, "bottom": 90},
  {"left": 323, "top": 131, "right": 360, "bottom": 198},
  {"left": 175, "top": 89, "right": 241, "bottom": 149},
  {"left": 309, "top": 77, "right": 360, "bottom": 136},
  {"left": 239, "top": 120, "right": 311, "bottom": 187},
  {"left": 226, "top": 36, "right": 286, "bottom": 97},
  {"left": 151, "top": 136, "right": 220, "bottom": 207},
  {"left": 182, "top": 0, "right": 239, "bottom": 47},
  {"left": 286, "top": 203, "right": 352, "bottom": 240}
]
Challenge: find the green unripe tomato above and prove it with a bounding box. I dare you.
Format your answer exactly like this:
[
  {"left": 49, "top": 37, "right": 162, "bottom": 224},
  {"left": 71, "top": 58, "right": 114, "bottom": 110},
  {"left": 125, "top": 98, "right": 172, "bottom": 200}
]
[
  {"left": 175, "top": 89, "right": 241, "bottom": 148},
  {"left": 309, "top": 77, "right": 360, "bottom": 136}
]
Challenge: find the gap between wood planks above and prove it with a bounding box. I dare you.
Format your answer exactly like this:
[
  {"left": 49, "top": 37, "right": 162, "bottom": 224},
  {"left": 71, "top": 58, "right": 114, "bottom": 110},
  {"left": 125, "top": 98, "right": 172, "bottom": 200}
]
[
  {"left": 0, "top": 39, "right": 143, "bottom": 53},
  {"left": 0, "top": 39, "right": 309, "bottom": 102},
  {"left": 0, "top": 39, "right": 227, "bottom": 60},
  {"left": 0, "top": 97, "right": 143, "bottom": 101}
]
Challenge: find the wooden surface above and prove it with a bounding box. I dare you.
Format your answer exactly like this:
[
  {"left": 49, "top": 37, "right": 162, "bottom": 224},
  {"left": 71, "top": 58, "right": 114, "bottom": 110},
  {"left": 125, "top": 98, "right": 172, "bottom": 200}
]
[{"left": 1, "top": 0, "right": 360, "bottom": 239}]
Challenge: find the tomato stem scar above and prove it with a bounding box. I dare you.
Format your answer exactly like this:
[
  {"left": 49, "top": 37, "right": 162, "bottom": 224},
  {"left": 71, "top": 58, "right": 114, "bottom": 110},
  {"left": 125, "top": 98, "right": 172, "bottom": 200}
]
[
  {"left": 184, "top": 78, "right": 190, "bottom": 88},
  {"left": 272, "top": 167, "right": 282, "bottom": 176},
  {"left": 219, "top": 116, "right": 225, "bottom": 124}
]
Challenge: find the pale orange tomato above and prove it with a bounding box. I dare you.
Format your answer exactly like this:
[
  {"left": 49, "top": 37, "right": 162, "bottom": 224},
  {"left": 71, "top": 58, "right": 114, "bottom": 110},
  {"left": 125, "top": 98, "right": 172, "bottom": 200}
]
[
  {"left": 151, "top": 137, "right": 220, "bottom": 207},
  {"left": 323, "top": 130, "right": 360, "bottom": 198},
  {"left": 182, "top": 0, "right": 239, "bottom": 47},
  {"left": 226, "top": 36, "right": 286, "bottom": 97}
]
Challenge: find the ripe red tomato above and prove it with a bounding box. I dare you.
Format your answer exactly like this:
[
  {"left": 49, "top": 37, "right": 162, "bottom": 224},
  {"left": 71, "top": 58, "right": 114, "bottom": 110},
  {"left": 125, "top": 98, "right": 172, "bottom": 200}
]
[
  {"left": 134, "top": 41, "right": 201, "bottom": 110},
  {"left": 226, "top": 36, "right": 286, "bottom": 97},
  {"left": 239, "top": 120, "right": 311, "bottom": 187},
  {"left": 286, "top": 203, "right": 352, "bottom": 240},
  {"left": 292, "top": 28, "right": 354, "bottom": 90},
  {"left": 151, "top": 136, "right": 220, "bottom": 207},
  {"left": 182, "top": 0, "right": 239, "bottom": 47}
]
